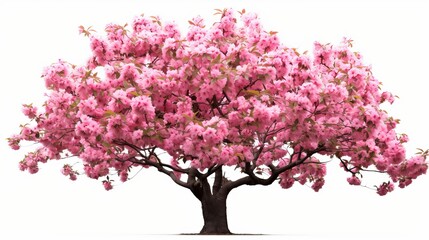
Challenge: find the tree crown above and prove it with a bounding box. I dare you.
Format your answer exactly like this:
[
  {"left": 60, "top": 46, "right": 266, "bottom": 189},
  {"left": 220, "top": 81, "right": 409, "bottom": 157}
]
[{"left": 8, "top": 8, "right": 427, "bottom": 195}]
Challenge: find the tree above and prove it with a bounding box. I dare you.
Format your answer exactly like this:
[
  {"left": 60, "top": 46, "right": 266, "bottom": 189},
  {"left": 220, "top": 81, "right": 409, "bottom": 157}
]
[{"left": 8, "top": 8, "right": 428, "bottom": 234}]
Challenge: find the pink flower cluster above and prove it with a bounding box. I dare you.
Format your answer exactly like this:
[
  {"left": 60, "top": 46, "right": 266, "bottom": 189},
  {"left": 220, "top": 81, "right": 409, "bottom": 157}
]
[
  {"left": 22, "top": 104, "right": 38, "bottom": 119},
  {"left": 387, "top": 155, "right": 428, "bottom": 188},
  {"left": 376, "top": 182, "right": 395, "bottom": 196},
  {"left": 278, "top": 156, "right": 327, "bottom": 192},
  {"left": 9, "top": 9, "right": 427, "bottom": 194},
  {"left": 17, "top": 149, "right": 50, "bottom": 174},
  {"left": 61, "top": 164, "right": 77, "bottom": 181},
  {"left": 347, "top": 176, "right": 361, "bottom": 186}
]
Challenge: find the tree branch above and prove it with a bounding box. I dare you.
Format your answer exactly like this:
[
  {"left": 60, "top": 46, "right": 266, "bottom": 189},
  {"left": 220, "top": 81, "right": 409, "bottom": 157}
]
[
  {"left": 212, "top": 166, "right": 223, "bottom": 195},
  {"left": 201, "top": 164, "right": 222, "bottom": 179},
  {"left": 274, "top": 147, "right": 324, "bottom": 174},
  {"left": 116, "top": 156, "right": 192, "bottom": 190},
  {"left": 187, "top": 168, "right": 203, "bottom": 200},
  {"left": 113, "top": 140, "right": 193, "bottom": 190},
  {"left": 200, "top": 175, "right": 212, "bottom": 197},
  {"left": 221, "top": 146, "right": 326, "bottom": 195},
  {"left": 222, "top": 90, "right": 231, "bottom": 103},
  {"left": 220, "top": 176, "right": 254, "bottom": 195},
  {"left": 114, "top": 140, "right": 191, "bottom": 174}
]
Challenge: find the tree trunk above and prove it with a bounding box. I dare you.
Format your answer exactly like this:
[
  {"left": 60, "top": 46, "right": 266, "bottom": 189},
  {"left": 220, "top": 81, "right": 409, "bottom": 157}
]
[{"left": 199, "top": 193, "right": 231, "bottom": 234}]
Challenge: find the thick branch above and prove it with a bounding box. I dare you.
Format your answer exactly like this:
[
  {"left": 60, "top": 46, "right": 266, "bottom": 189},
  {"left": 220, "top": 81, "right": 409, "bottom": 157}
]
[
  {"left": 114, "top": 140, "right": 190, "bottom": 174},
  {"left": 273, "top": 147, "right": 324, "bottom": 174},
  {"left": 166, "top": 172, "right": 191, "bottom": 189},
  {"left": 221, "top": 167, "right": 279, "bottom": 196},
  {"left": 188, "top": 168, "right": 203, "bottom": 200},
  {"left": 212, "top": 166, "right": 223, "bottom": 195},
  {"left": 222, "top": 147, "right": 325, "bottom": 195},
  {"left": 117, "top": 156, "right": 192, "bottom": 189},
  {"left": 202, "top": 164, "right": 222, "bottom": 179},
  {"left": 220, "top": 176, "right": 253, "bottom": 196},
  {"left": 200, "top": 176, "right": 212, "bottom": 197},
  {"left": 113, "top": 140, "right": 193, "bottom": 190},
  {"left": 251, "top": 121, "right": 280, "bottom": 168}
]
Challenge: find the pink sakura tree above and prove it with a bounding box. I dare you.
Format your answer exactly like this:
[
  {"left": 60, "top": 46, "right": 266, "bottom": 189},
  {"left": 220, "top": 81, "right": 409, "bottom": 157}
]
[{"left": 8, "top": 9, "right": 428, "bottom": 234}]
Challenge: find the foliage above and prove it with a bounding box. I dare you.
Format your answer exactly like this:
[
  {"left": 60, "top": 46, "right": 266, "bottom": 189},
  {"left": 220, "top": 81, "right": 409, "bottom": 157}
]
[{"left": 8, "top": 9, "right": 427, "bottom": 196}]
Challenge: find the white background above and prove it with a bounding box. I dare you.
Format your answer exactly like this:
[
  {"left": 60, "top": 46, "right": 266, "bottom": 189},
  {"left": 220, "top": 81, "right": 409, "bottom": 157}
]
[{"left": 0, "top": 0, "right": 428, "bottom": 239}]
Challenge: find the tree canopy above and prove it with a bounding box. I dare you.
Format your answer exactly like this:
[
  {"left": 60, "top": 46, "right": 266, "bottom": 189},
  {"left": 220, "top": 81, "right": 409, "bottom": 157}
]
[{"left": 9, "top": 8, "right": 427, "bottom": 197}]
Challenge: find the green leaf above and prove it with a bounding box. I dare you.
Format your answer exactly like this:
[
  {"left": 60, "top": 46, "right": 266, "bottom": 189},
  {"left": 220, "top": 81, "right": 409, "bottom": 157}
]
[
  {"left": 234, "top": 152, "right": 244, "bottom": 160},
  {"left": 130, "top": 91, "right": 139, "bottom": 97},
  {"left": 102, "top": 142, "right": 111, "bottom": 148},
  {"left": 292, "top": 48, "right": 300, "bottom": 56},
  {"left": 70, "top": 99, "right": 80, "bottom": 109},
  {"left": 353, "top": 95, "right": 362, "bottom": 100},
  {"left": 291, "top": 119, "right": 299, "bottom": 131},
  {"left": 305, "top": 118, "right": 316, "bottom": 125},
  {"left": 104, "top": 110, "right": 116, "bottom": 117},
  {"left": 245, "top": 90, "right": 260, "bottom": 96},
  {"left": 182, "top": 113, "right": 193, "bottom": 122},
  {"left": 213, "top": 54, "right": 221, "bottom": 64},
  {"left": 114, "top": 72, "right": 120, "bottom": 79},
  {"left": 214, "top": 9, "right": 224, "bottom": 15}
]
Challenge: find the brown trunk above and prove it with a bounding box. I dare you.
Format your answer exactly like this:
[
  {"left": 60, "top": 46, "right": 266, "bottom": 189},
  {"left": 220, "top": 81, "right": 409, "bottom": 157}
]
[{"left": 199, "top": 193, "right": 231, "bottom": 234}]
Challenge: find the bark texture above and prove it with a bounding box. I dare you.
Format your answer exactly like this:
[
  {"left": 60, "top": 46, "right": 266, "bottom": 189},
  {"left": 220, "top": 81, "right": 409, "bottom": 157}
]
[{"left": 200, "top": 193, "right": 230, "bottom": 234}]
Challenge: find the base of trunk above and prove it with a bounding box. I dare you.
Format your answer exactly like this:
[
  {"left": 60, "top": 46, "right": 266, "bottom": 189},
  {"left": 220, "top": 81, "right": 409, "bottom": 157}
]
[
  {"left": 200, "top": 224, "right": 231, "bottom": 235},
  {"left": 200, "top": 193, "right": 231, "bottom": 235}
]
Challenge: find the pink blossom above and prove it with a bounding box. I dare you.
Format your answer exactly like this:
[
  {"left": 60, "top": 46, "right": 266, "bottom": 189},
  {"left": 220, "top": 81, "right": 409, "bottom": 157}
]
[
  {"left": 398, "top": 134, "right": 409, "bottom": 143},
  {"left": 311, "top": 179, "right": 325, "bottom": 192},
  {"left": 377, "top": 182, "right": 394, "bottom": 196},
  {"left": 130, "top": 95, "right": 155, "bottom": 120},
  {"left": 69, "top": 173, "right": 77, "bottom": 181},
  {"left": 61, "top": 165, "right": 72, "bottom": 176},
  {"left": 103, "top": 181, "right": 113, "bottom": 191},
  {"left": 347, "top": 176, "right": 361, "bottom": 185},
  {"left": 132, "top": 129, "right": 143, "bottom": 142},
  {"left": 75, "top": 115, "right": 102, "bottom": 140},
  {"left": 120, "top": 171, "right": 128, "bottom": 182},
  {"left": 8, "top": 135, "right": 21, "bottom": 150},
  {"left": 28, "top": 165, "right": 39, "bottom": 174},
  {"left": 381, "top": 91, "right": 395, "bottom": 104},
  {"left": 9, "top": 9, "right": 427, "bottom": 196},
  {"left": 22, "top": 104, "right": 38, "bottom": 119},
  {"left": 374, "top": 156, "right": 389, "bottom": 171},
  {"left": 279, "top": 177, "right": 294, "bottom": 189},
  {"left": 398, "top": 179, "right": 412, "bottom": 188},
  {"left": 18, "top": 161, "right": 27, "bottom": 171},
  {"left": 202, "top": 127, "right": 221, "bottom": 145},
  {"left": 78, "top": 96, "right": 98, "bottom": 116}
]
